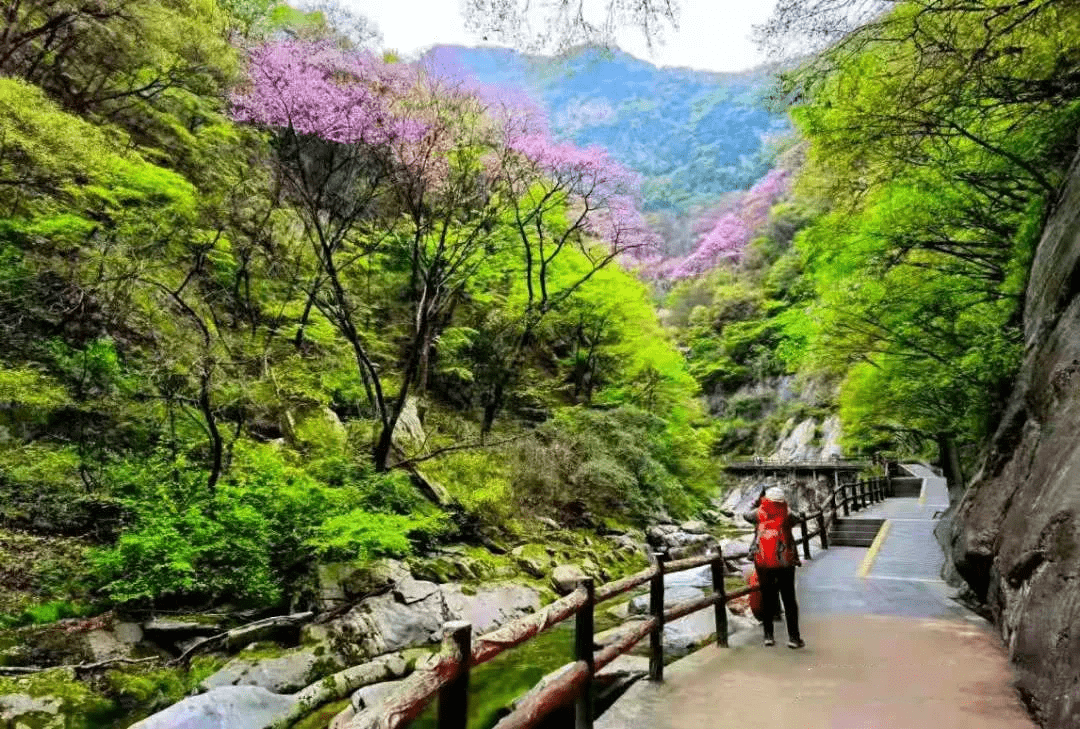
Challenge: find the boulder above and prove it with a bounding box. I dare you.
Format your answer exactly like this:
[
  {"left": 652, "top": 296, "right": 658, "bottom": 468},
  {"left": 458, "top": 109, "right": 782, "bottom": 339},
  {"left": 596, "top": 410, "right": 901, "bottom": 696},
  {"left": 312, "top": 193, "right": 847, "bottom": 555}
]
[
  {"left": 719, "top": 541, "right": 751, "bottom": 561},
  {"left": 441, "top": 583, "right": 540, "bottom": 633},
  {"left": 0, "top": 694, "right": 63, "bottom": 729},
  {"left": 128, "top": 686, "right": 295, "bottom": 729},
  {"left": 200, "top": 645, "right": 347, "bottom": 694},
  {"left": 351, "top": 679, "right": 406, "bottom": 712},
  {"left": 393, "top": 577, "right": 440, "bottom": 605},
  {"left": 317, "top": 560, "right": 409, "bottom": 610},
  {"left": 326, "top": 591, "right": 445, "bottom": 661},
  {"left": 628, "top": 585, "right": 704, "bottom": 615},
  {"left": 550, "top": 565, "right": 588, "bottom": 595},
  {"left": 680, "top": 520, "right": 708, "bottom": 534},
  {"left": 85, "top": 628, "right": 134, "bottom": 662}
]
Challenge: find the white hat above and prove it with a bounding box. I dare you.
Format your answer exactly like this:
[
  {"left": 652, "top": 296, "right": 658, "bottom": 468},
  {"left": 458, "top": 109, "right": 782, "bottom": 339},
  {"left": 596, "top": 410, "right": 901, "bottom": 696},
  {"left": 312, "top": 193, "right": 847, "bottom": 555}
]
[{"left": 765, "top": 486, "right": 787, "bottom": 502}]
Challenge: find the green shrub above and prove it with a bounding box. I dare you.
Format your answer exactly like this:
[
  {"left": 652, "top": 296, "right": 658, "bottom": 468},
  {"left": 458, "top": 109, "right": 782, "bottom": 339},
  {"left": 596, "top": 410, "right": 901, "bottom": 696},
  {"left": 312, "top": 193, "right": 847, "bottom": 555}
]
[{"left": 89, "top": 441, "right": 445, "bottom": 607}]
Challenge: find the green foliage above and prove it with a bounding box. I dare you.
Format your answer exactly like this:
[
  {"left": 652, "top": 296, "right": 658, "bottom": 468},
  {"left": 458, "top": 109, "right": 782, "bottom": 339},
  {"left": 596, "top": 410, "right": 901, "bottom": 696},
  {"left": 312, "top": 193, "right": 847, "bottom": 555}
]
[
  {"left": 512, "top": 405, "right": 712, "bottom": 522},
  {"left": 90, "top": 443, "right": 444, "bottom": 605}
]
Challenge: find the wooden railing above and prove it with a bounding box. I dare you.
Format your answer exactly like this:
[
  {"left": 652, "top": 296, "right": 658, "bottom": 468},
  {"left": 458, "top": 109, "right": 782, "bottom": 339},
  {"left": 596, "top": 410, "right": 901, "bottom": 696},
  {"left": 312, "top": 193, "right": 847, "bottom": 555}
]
[{"left": 352, "top": 472, "right": 896, "bottom": 729}]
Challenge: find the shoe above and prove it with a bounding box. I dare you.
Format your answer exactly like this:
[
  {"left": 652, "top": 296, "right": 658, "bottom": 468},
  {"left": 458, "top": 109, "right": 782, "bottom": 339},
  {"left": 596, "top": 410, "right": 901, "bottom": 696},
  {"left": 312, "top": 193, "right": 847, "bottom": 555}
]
[
  {"left": 787, "top": 638, "right": 805, "bottom": 649},
  {"left": 764, "top": 637, "right": 775, "bottom": 646}
]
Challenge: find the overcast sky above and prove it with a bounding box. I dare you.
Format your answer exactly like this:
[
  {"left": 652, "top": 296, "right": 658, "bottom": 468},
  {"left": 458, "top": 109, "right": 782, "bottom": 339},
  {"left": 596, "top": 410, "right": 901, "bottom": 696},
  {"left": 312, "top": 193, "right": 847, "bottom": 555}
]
[{"left": 340, "top": 1, "right": 780, "bottom": 72}]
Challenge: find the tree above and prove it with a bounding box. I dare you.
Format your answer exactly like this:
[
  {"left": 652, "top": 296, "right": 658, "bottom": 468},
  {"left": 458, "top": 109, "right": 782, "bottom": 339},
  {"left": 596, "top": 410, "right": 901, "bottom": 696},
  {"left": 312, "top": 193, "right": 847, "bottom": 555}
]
[
  {"left": 462, "top": 0, "right": 679, "bottom": 53},
  {"left": 232, "top": 40, "right": 657, "bottom": 467}
]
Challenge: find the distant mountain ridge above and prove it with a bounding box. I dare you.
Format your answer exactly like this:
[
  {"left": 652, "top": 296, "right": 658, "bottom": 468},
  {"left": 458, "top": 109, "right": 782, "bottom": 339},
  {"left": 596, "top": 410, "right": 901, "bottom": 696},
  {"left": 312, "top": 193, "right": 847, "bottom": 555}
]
[{"left": 423, "top": 45, "right": 789, "bottom": 222}]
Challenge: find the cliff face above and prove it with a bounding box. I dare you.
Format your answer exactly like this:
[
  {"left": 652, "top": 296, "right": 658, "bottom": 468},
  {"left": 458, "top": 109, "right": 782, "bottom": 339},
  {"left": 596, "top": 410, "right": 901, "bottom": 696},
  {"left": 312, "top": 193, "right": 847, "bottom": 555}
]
[{"left": 942, "top": 141, "right": 1080, "bottom": 728}]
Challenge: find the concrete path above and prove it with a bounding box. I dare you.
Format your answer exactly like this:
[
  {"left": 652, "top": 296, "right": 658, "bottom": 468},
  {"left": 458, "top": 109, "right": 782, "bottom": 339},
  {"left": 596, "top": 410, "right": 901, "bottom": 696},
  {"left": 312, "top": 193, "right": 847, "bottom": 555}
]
[{"left": 597, "top": 465, "right": 1034, "bottom": 728}]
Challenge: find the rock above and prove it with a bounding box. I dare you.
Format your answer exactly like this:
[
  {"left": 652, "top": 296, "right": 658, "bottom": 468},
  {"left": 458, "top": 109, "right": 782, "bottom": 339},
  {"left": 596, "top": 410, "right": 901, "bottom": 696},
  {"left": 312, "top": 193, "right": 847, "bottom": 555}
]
[
  {"left": 317, "top": 560, "right": 408, "bottom": 610},
  {"left": 129, "top": 686, "right": 295, "bottom": 729},
  {"left": 536, "top": 517, "right": 561, "bottom": 530},
  {"left": 606, "top": 534, "right": 639, "bottom": 553},
  {"left": 719, "top": 486, "right": 745, "bottom": 514},
  {"left": 200, "top": 645, "right": 347, "bottom": 694},
  {"left": 680, "top": 520, "right": 708, "bottom": 534},
  {"left": 394, "top": 577, "right": 440, "bottom": 605},
  {"left": 392, "top": 396, "right": 425, "bottom": 446},
  {"left": 550, "top": 564, "right": 588, "bottom": 595},
  {"left": 701, "top": 509, "right": 721, "bottom": 523},
  {"left": 85, "top": 628, "right": 133, "bottom": 662},
  {"left": 326, "top": 590, "right": 445, "bottom": 661},
  {"left": 732, "top": 483, "right": 766, "bottom": 520},
  {"left": 441, "top": 583, "right": 540, "bottom": 633},
  {"left": 351, "top": 679, "right": 406, "bottom": 712},
  {"left": 628, "top": 585, "right": 704, "bottom": 615},
  {"left": 819, "top": 415, "right": 843, "bottom": 460},
  {"left": 942, "top": 138, "right": 1080, "bottom": 729},
  {"left": 510, "top": 544, "right": 551, "bottom": 579},
  {"left": 719, "top": 541, "right": 751, "bottom": 561},
  {"left": 142, "top": 618, "right": 222, "bottom": 636},
  {"left": 605, "top": 601, "right": 631, "bottom": 621},
  {"left": 0, "top": 694, "right": 63, "bottom": 729},
  {"left": 113, "top": 622, "right": 144, "bottom": 645}
]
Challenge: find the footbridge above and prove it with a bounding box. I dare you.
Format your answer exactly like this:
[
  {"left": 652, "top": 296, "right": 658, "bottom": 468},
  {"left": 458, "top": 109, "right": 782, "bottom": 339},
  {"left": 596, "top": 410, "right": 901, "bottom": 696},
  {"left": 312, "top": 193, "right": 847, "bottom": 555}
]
[{"left": 352, "top": 465, "right": 1035, "bottom": 729}]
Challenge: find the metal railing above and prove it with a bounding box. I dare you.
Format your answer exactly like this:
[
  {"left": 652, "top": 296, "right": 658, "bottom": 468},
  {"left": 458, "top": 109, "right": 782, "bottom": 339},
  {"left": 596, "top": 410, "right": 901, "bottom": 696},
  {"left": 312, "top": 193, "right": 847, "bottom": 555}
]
[
  {"left": 350, "top": 472, "right": 896, "bottom": 729},
  {"left": 725, "top": 456, "right": 873, "bottom": 470}
]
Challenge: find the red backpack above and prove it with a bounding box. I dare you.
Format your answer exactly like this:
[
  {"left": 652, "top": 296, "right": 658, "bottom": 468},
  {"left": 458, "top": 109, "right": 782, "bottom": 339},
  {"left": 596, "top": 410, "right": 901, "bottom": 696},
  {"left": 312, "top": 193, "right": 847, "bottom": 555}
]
[{"left": 752, "top": 498, "right": 797, "bottom": 569}]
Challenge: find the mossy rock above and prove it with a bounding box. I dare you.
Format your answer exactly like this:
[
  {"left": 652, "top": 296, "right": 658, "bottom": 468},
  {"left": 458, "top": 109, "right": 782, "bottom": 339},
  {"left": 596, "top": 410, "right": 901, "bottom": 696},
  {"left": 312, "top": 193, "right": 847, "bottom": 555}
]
[{"left": 0, "top": 668, "right": 116, "bottom": 728}]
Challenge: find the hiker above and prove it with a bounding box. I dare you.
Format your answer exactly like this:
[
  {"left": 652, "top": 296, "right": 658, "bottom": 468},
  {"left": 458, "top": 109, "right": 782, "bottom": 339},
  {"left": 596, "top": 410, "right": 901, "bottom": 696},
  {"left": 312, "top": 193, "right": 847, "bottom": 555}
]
[{"left": 744, "top": 486, "right": 805, "bottom": 649}]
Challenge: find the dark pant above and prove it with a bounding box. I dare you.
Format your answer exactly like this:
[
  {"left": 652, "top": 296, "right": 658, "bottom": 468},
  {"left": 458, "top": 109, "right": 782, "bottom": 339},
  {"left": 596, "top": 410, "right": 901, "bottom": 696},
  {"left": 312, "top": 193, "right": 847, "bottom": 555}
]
[{"left": 757, "top": 566, "right": 800, "bottom": 641}]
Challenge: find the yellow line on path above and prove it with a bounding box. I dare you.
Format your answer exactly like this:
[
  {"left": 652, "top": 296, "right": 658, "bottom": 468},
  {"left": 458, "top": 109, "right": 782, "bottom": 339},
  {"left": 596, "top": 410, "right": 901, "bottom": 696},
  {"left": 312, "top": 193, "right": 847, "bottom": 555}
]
[{"left": 858, "top": 520, "right": 892, "bottom": 578}]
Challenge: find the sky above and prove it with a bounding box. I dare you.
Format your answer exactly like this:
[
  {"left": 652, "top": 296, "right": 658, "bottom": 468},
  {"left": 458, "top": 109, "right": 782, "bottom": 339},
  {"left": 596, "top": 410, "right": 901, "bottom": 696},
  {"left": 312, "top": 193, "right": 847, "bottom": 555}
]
[{"left": 340, "top": 0, "right": 780, "bottom": 73}]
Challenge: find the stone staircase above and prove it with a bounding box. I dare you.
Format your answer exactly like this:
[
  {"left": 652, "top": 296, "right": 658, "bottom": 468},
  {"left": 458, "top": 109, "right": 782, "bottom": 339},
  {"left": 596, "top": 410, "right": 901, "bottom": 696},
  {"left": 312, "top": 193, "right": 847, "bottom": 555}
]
[
  {"left": 829, "top": 517, "right": 885, "bottom": 547},
  {"left": 890, "top": 477, "right": 923, "bottom": 498}
]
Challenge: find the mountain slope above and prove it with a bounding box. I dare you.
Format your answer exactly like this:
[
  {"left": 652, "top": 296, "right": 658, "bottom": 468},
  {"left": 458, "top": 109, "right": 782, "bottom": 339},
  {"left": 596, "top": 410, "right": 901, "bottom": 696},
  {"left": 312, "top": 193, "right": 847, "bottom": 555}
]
[{"left": 424, "top": 45, "right": 789, "bottom": 220}]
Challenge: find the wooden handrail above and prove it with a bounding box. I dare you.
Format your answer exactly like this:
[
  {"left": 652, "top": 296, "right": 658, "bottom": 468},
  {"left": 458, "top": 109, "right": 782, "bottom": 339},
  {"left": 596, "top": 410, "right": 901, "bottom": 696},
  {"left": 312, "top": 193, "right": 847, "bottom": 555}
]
[
  {"left": 595, "top": 567, "right": 655, "bottom": 604},
  {"left": 353, "top": 471, "right": 899, "bottom": 729},
  {"left": 472, "top": 587, "right": 589, "bottom": 665}
]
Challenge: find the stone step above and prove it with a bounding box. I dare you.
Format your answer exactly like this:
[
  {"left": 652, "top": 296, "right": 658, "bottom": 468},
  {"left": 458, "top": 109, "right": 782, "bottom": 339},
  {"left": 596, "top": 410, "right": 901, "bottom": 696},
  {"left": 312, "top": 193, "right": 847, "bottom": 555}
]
[
  {"left": 829, "top": 517, "right": 885, "bottom": 548},
  {"left": 830, "top": 537, "right": 878, "bottom": 547}
]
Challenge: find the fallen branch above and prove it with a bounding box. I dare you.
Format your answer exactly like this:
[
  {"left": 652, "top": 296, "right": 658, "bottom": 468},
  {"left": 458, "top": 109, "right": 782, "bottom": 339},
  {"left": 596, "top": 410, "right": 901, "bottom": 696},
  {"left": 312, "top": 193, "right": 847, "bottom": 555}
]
[
  {"left": 0, "top": 656, "right": 159, "bottom": 677},
  {"left": 170, "top": 611, "right": 315, "bottom": 665},
  {"left": 267, "top": 653, "right": 411, "bottom": 729}
]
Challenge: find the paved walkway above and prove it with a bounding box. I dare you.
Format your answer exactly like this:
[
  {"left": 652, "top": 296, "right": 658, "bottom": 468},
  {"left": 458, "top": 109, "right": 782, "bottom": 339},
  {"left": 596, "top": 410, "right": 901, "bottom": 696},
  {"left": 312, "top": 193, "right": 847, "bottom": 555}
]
[{"left": 597, "top": 465, "right": 1035, "bottom": 729}]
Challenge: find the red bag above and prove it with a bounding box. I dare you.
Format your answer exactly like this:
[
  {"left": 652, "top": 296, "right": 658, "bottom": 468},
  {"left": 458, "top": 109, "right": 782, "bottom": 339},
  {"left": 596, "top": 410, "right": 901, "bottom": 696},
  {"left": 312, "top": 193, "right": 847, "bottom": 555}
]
[
  {"left": 751, "top": 498, "right": 797, "bottom": 569},
  {"left": 747, "top": 569, "right": 764, "bottom": 621}
]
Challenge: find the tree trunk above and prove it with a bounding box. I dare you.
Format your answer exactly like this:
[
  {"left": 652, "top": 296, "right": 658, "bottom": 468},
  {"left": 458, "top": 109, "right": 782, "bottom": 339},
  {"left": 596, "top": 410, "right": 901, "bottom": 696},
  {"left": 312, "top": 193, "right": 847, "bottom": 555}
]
[{"left": 936, "top": 432, "right": 965, "bottom": 501}]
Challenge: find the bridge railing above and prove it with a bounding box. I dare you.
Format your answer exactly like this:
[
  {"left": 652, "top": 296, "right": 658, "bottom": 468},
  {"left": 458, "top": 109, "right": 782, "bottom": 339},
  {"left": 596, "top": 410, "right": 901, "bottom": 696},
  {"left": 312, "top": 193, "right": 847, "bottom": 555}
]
[
  {"left": 350, "top": 473, "right": 895, "bottom": 729},
  {"left": 725, "top": 456, "right": 874, "bottom": 470}
]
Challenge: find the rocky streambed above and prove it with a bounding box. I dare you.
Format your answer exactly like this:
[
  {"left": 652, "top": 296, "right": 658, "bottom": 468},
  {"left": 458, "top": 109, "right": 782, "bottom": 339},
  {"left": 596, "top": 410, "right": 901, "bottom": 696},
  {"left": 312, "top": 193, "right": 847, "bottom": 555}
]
[{"left": 0, "top": 509, "right": 775, "bottom": 729}]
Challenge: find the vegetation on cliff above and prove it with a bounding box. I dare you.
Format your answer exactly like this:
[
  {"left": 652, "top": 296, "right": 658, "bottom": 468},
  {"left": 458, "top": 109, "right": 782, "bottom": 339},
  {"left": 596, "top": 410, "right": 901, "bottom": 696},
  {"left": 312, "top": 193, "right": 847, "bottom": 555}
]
[{"left": 0, "top": 1, "right": 712, "bottom": 620}]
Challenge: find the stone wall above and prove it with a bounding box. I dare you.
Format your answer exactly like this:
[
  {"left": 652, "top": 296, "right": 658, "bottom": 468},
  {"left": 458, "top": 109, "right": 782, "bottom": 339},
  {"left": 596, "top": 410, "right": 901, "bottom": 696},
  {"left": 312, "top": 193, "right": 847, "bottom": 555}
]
[{"left": 940, "top": 138, "right": 1080, "bottom": 728}]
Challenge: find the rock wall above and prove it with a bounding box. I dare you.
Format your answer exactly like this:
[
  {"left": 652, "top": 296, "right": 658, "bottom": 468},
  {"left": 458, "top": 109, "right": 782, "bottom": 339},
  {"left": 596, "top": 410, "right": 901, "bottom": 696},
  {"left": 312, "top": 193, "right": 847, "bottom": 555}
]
[{"left": 941, "top": 138, "right": 1080, "bottom": 728}]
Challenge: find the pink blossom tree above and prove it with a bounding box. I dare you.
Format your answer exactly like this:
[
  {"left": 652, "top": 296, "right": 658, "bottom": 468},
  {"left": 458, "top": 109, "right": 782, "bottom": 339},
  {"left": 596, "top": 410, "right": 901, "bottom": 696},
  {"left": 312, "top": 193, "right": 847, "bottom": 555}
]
[
  {"left": 233, "top": 39, "right": 660, "bottom": 463},
  {"left": 668, "top": 168, "right": 790, "bottom": 280}
]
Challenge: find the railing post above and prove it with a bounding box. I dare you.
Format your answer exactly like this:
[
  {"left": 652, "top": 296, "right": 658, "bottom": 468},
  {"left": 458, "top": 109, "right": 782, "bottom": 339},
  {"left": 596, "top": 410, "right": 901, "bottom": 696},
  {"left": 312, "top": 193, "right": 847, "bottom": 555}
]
[
  {"left": 842, "top": 482, "right": 850, "bottom": 516},
  {"left": 710, "top": 549, "right": 727, "bottom": 648},
  {"left": 438, "top": 621, "right": 472, "bottom": 729},
  {"left": 575, "top": 578, "right": 595, "bottom": 729},
  {"left": 816, "top": 512, "right": 828, "bottom": 549},
  {"left": 799, "top": 516, "right": 811, "bottom": 561},
  {"left": 649, "top": 553, "right": 666, "bottom": 681},
  {"left": 860, "top": 481, "right": 868, "bottom": 509}
]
